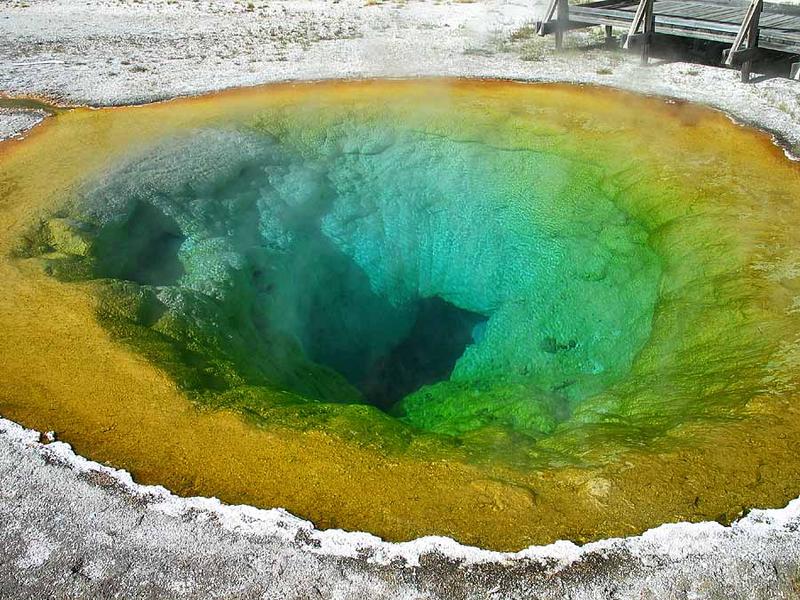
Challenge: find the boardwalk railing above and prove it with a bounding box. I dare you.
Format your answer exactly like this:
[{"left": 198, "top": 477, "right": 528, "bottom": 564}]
[{"left": 537, "top": 0, "right": 800, "bottom": 82}]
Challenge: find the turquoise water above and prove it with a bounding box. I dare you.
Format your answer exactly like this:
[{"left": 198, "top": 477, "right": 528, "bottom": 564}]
[{"left": 39, "top": 123, "right": 661, "bottom": 437}]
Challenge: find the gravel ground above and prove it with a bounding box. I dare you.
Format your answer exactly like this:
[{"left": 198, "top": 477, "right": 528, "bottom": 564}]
[
  {"left": 3, "top": 0, "right": 800, "bottom": 597},
  {"left": 2, "top": 0, "right": 800, "bottom": 149},
  {"left": 3, "top": 417, "right": 800, "bottom": 599},
  {"left": 0, "top": 107, "right": 47, "bottom": 140}
]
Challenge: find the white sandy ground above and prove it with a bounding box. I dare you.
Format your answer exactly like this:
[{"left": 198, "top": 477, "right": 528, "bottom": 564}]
[
  {"left": 2, "top": 0, "right": 800, "bottom": 597},
  {"left": 0, "top": 107, "right": 45, "bottom": 140},
  {"left": 3, "top": 416, "right": 800, "bottom": 599},
  {"left": 2, "top": 0, "right": 800, "bottom": 149}
]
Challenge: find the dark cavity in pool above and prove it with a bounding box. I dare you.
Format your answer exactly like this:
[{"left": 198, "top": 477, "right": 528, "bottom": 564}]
[{"left": 331, "top": 297, "right": 485, "bottom": 410}]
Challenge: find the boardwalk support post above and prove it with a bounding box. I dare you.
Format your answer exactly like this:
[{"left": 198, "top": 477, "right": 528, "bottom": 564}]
[
  {"left": 537, "top": 0, "right": 570, "bottom": 48},
  {"left": 605, "top": 25, "right": 616, "bottom": 48},
  {"left": 724, "top": 0, "right": 763, "bottom": 83},
  {"left": 555, "top": 0, "right": 570, "bottom": 50},
  {"left": 642, "top": 0, "right": 655, "bottom": 64},
  {"left": 623, "top": 0, "right": 655, "bottom": 64}
]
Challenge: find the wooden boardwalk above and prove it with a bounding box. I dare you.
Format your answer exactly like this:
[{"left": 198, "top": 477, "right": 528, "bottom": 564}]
[{"left": 537, "top": 0, "right": 800, "bottom": 81}]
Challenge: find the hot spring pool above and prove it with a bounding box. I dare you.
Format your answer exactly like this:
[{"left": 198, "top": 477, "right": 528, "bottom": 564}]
[{"left": 1, "top": 80, "right": 800, "bottom": 551}]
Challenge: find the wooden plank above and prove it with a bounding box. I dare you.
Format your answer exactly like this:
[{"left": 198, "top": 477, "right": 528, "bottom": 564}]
[
  {"left": 698, "top": 7, "right": 746, "bottom": 22},
  {"left": 538, "top": 20, "right": 598, "bottom": 34},
  {"left": 652, "top": 0, "right": 686, "bottom": 8},
  {"left": 596, "top": 0, "right": 637, "bottom": 8},
  {"left": 759, "top": 14, "right": 797, "bottom": 28},
  {"left": 656, "top": 23, "right": 740, "bottom": 41},
  {"left": 579, "top": 0, "right": 633, "bottom": 7},
  {"left": 722, "top": 45, "right": 761, "bottom": 63},
  {"left": 761, "top": 30, "right": 800, "bottom": 40},
  {"left": 773, "top": 15, "right": 800, "bottom": 28},
  {"left": 661, "top": 2, "right": 742, "bottom": 12},
  {"left": 656, "top": 9, "right": 741, "bottom": 28},
  {"left": 653, "top": 0, "right": 693, "bottom": 8},
  {"left": 652, "top": 2, "right": 691, "bottom": 13},
  {"left": 662, "top": 5, "right": 717, "bottom": 18},
  {"left": 764, "top": 1, "right": 800, "bottom": 17},
  {"left": 692, "top": 8, "right": 735, "bottom": 20},
  {"left": 710, "top": 8, "right": 751, "bottom": 23},
  {"left": 571, "top": 6, "right": 650, "bottom": 21},
  {"left": 569, "top": 14, "right": 638, "bottom": 28},
  {"left": 570, "top": 7, "right": 635, "bottom": 21},
  {"left": 652, "top": 14, "right": 741, "bottom": 32}
]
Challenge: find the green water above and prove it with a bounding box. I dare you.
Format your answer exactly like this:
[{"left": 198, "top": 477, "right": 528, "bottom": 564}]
[{"left": 30, "top": 122, "right": 661, "bottom": 439}]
